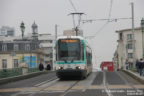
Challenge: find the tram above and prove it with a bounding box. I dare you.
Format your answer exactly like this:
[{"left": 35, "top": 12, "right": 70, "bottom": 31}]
[{"left": 54, "top": 36, "right": 92, "bottom": 79}]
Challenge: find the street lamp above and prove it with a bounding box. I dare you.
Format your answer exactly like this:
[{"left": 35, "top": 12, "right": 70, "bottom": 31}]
[
  {"left": 20, "top": 21, "right": 25, "bottom": 62},
  {"left": 141, "top": 18, "right": 144, "bottom": 59}
]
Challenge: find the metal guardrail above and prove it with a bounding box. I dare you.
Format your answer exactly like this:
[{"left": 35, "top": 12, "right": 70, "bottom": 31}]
[
  {"left": 0, "top": 68, "right": 40, "bottom": 79},
  {"left": 28, "top": 68, "right": 40, "bottom": 73},
  {"left": 0, "top": 68, "right": 22, "bottom": 78}
]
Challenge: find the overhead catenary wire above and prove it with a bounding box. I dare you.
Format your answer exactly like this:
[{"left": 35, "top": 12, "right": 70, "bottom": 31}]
[
  {"left": 85, "top": 21, "right": 109, "bottom": 39},
  {"left": 68, "top": 0, "right": 77, "bottom": 12},
  {"left": 84, "top": 0, "right": 114, "bottom": 39},
  {"left": 108, "top": 0, "right": 113, "bottom": 20},
  {"left": 68, "top": 0, "right": 85, "bottom": 32},
  {"left": 84, "top": 0, "right": 131, "bottom": 39},
  {"left": 82, "top": 17, "right": 132, "bottom": 24}
]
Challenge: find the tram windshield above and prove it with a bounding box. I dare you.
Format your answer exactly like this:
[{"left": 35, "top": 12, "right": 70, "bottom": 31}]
[{"left": 57, "top": 39, "right": 81, "bottom": 61}]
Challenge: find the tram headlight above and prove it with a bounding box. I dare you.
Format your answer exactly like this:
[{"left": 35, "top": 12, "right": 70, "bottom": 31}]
[
  {"left": 76, "top": 66, "right": 81, "bottom": 70},
  {"left": 58, "top": 66, "right": 63, "bottom": 70}
]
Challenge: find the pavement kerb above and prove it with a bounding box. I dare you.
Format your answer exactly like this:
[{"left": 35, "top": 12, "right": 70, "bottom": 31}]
[
  {"left": 122, "top": 70, "right": 144, "bottom": 84},
  {"left": 0, "top": 70, "right": 55, "bottom": 85}
]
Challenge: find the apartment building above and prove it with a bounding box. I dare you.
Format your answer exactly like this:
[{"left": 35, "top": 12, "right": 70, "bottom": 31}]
[
  {"left": 0, "top": 22, "right": 43, "bottom": 69},
  {"left": 114, "top": 27, "right": 142, "bottom": 69},
  {"left": 0, "top": 26, "right": 15, "bottom": 36},
  {"left": 38, "top": 34, "right": 55, "bottom": 69}
]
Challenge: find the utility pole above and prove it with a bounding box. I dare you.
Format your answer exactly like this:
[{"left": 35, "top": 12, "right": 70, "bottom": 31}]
[
  {"left": 141, "top": 18, "right": 144, "bottom": 59},
  {"left": 131, "top": 2, "right": 135, "bottom": 68},
  {"left": 55, "top": 24, "right": 58, "bottom": 39}
]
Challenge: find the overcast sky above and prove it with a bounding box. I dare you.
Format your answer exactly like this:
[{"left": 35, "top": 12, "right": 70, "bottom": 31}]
[{"left": 0, "top": 0, "right": 144, "bottom": 67}]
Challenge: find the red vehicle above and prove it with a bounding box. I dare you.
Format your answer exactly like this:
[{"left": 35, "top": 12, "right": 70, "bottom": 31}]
[{"left": 101, "top": 62, "right": 114, "bottom": 71}]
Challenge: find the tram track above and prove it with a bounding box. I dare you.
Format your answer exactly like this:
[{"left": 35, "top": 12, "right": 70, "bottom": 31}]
[
  {"left": 29, "top": 79, "right": 80, "bottom": 96},
  {"left": 116, "top": 71, "right": 143, "bottom": 96},
  {"left": 11, "top": 77, "right": 80, "bottom": 96},
  {"left": 103, "top": 71, "right": 113, "bottom": 96},
  {"left": 2, "top": 71, "right": 144, "bottom": 96},
  {"left": 59, "top": 80, "right": 80, "bottom": 96},
  {"left": 103, "top": 71, "right": 143, "bottom": 96},
  {"left": 11, "top": 77, "right": 59, "bottom": 96},
  {"left": 34, "top": 77, "right": 58, "bottom": 87}
]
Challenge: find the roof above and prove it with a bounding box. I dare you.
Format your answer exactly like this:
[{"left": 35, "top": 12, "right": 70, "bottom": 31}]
[
  {"left": 39, "top": 34, "right": 51, "bottom": 36},
  {"left": 32, "top": 22, "right": 38, "bottom": 28},
  {"left": 116, "top": 27, "right": 141, "bottom": 33}
]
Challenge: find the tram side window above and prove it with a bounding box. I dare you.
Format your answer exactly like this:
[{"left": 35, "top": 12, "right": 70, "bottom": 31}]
[
  {"left": 86, "top": 47, "right": 92, "bottom": 66},
  {"left": 55, "top": 44, "right": 58, "bottom": 61},
  {"left": 81, "top": 44, "right": 84, "bottom": 60}
]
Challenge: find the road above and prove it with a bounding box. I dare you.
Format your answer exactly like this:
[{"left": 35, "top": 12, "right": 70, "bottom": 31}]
[{"left": 0, "top": 71, "right": 144, "bottom": 96}]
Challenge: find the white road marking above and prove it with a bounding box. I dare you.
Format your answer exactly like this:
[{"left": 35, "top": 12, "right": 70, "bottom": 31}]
[{"left": 103, "top": 71, "right": 113, "bottom": 96}]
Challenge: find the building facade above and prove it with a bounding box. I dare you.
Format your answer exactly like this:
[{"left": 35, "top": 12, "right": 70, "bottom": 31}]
[
  {"left": 39, "top": 34, "right": 55, "bottom": 69},
  {"left": 113, "top": 50, "right": 119, "bottom": 70},
  {"left": 115, "top": 27, "right": 142, "bottom": 69},
  {"left": 0, "top": 22, "right": 43, "bottom": 69},
  {"left": 0, "top": 26, "right": 15, "bottom": 36},
  {"left": 0, "top": 38, "right": 42, "bottom": 69}
]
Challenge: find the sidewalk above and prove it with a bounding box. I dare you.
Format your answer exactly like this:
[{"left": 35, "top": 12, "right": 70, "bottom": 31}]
[
  {"left": 122, "top": 70, "right": 144, "bottom": 84},
  {"left": 128, "top": 70, "right": 144, "bottom": 79}
]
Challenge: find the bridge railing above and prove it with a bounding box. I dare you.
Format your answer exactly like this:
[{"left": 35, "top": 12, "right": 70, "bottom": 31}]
[
  {"left": 0, "top": 68, "right": 22, "bottom": 78},
  {"left": 0, "top": 68, "right": 40, "bottom": 79},
  {"left": 28, "top": 68, "right": 40, "bottom": 73}
]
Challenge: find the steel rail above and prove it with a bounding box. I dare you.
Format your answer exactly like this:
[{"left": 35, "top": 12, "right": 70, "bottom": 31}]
[
  {"left": 11, "top": 77, "right": 59, "bottom": 96},
  {"left": 60, "top": 80, "right": 80, "bottom": 96}
]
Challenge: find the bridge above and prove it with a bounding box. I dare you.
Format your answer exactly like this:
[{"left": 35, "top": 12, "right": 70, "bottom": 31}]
[{"left": 0, "top": 69, "right": 144, "bottom": 96}]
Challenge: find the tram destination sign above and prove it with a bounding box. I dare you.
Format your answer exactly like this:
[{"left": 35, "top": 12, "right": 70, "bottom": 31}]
[{"left": 60, "top": 39, "right": 78, "bottom": 43}]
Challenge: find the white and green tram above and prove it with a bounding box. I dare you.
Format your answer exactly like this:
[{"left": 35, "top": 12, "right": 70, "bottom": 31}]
[{"left": 54, "top": 36, "right": 92, "bottom": 79}]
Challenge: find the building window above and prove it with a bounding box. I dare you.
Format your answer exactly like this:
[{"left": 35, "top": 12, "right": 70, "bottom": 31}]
[
  {"left": 43, "top": 40, "right": 53, "bottom": 43},
  {"left": 127, "top": 44, "right": 132, "bottom": 49},
  {"left": 119, "top": 33, "right": 122, "bottom": 40},
  {"left": 14, "top": 44, "right": 19, "bottom": 51},
  {"left": 50, "top": 53, "right": 53, "bottom": 58},
  {"left": 45, "top": 61, "right": 50, "bottom": 64},
  {"left": 25, "top": 44, "right": 30, "bottom": 51},
  {"left": 50, "top": 60, "right": 53, "bottom": 64},
  {"left": 127, "top": 34, "right": 132, "bottom": 40},
  {"left": 45, "top": 54, "right": 49, "bottom": 57},
  {"left": 49, "top": 40, "right": 52, "bottom": 43},
  {"left": 13, "top": 59, "right": 18, "bottom": 68},
  {"left": 48, "top": 47, "right": 53, "bottom": 51},
  {"left": 2, "top": 44, "right": 7, "bottom": 51},
  {"left": 128, "top": 53, "right": 133, "bottom": 58},
  {"left": 2, "top": 59, "right": 7, "bottom": 68}
]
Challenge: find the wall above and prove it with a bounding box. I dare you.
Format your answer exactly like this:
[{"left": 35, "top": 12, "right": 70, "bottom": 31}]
[{"left": 0, "top": 53, "right": 39, "bottom": 69}]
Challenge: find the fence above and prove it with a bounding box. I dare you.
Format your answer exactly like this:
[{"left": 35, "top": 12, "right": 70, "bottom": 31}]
[{"left": 0, "top": 68, "right": 40, "bottom": 79}]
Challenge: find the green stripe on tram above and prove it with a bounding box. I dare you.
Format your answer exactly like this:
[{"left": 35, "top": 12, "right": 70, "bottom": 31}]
[
  {"left": 81, "top": 40, "right": 86, "bottom": 61},
  {"left": 56, "top": 61, "right": 85, "bottom": 64}
]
